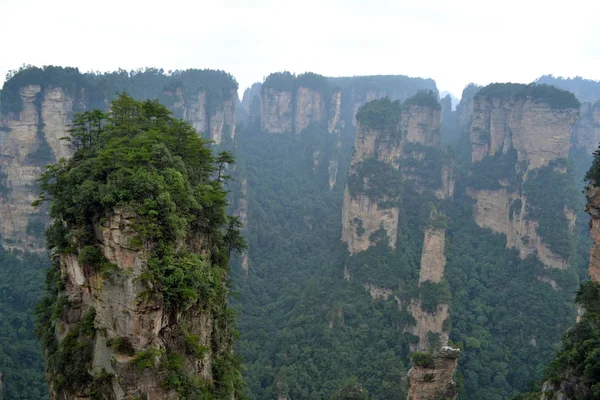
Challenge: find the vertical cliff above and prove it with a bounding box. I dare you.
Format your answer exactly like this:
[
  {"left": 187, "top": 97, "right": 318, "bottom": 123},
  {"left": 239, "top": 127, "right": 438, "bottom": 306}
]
[
  {"left": 35, "top": 95, "right": 244, "bottom": 400},
  {"left": 585, "top": 184, "right": 600, "bottom": 283},
  {"left": 405, "top": 211, "right": 450, "bottom": 351},
  {"left": 166, "top": 86, "right": 237, "bottom": 144},
  {"left": 341, "top": 93, "right": 444, "bottom": 254},
  {"left": 341, "top": 93, "right": 453, "bottom": 355},
  {"left": 0, "top": 67, "right": 239, "bottom": 253},
  {"left": 0, "top": 84, "right": 72, "bottom": 251},
  {"left": 572, "top": 100, "right": 600, "bottom": 156},
  {"left": 467, "top": 84, "right": 580, "bottom": 270},
  {"left": 259, "top": 72, "right": 341, "bottom": 135},
  {"left": 407, "top": 347, "right": 460, "bottom": 400}
]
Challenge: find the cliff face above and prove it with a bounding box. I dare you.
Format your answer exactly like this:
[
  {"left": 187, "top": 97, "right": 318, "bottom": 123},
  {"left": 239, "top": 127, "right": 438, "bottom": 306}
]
[
  {"left": 407, "top": 347, "right": 460, "bottom": 400},
  {"left": 467, "top": 85, "right": 580, "bottom": 270},
  {"left": 572, "top": 101, "right": 600, "bottom": 156},
  {"left": 585, "top": 184, "right": 600, "bottom": 283},
  {"left": 36, "top": 95, "right": 242, "bottom": 399},
  {"left": 170, "top": 88, "right": 237, "bottom": 143},
  {"left": 470, "top": 96, "right": 577, "bottom": 169},
  {"left": 341, "top": 95, "right": 452, "bottom": 353},
  {"left": 0, "top": 68, "right": 239, "bottom": 252},
  {"left": 52, "top": 208, "right": 223, "bottom": 399},
  {"left": 405, "top": 213, "right": 450, "bottom": 351},
  {"left": 0, "top": 85, "right": 72, "bottom": 251},
  {"left": 341, "top": 97, "right": 443, "bottom": 254},
  {"left": 260, "top": 87, "right": 293, "bottom": 133},
  {"left": 259, "top": 84, "right": 339, "bottom": 134}
]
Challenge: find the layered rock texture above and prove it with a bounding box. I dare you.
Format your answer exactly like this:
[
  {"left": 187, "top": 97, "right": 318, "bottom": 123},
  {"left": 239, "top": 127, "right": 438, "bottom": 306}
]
[
  {"left": 405, "top": 212, "right": 450, "bottom": 351},
  {"left": 0, "top": 67, "right": 239, "bottom": 252},
  {"left": 585, "top": 184, "right": 600, "bottom": 283},
  {"left": 467, "top": 84, "right": 580, "bottom": 270},
  {"left": 341, "top": 95, "right": 444, "bottom": 253},
  {"left": 407, "top": 347, "right": 460, "bottom": 400},
  {"left": 168, "top": 87, "right": 237, "bottom": 143},
  {"left": 259, "top": 72, "right": 341, "bottom": 135},
  {"left": 0, "top": 84, "right": 71, "bottom": 251},
  {"left": 572, "top": 100, "right": 600, "bottom": 155},
  {"left": 50, "top": 208, "right": 231, "bottom": 399},
  {"left": 341, "top": 94, "right": 452, "bottom": 352},
  {"left": 258, "top": 72, "right": 438, "bottom": 135},
  {"left": 35, "top": 95, "right": 242, "bottom": 399}
]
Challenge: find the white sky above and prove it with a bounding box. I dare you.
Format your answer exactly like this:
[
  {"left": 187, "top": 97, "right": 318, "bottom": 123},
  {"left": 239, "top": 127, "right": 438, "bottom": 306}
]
[{"left": 1, "top": 0, "right": 599, "bottom": 98}]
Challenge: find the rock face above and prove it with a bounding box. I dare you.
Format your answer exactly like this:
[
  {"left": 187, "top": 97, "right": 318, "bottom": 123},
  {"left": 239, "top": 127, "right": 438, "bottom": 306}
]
[
  {"left": 341, "top": 96, "right": 443, "bottom": 254},
  {"left": 467, "top": 85, "right": 580, "bottom": 269},
  {"left": 572, "top": 101, "right": 600, "bottom": 155},
  {"left": 0, "top": 71, "right": 239, "bottom": 252},
  {"left": 259, "top": 83, "right": 339, "bottom": 134},
  {"left": 407, "top": 347, "right": 460, "bottom": 400},
  {"left": 171, "top": 88, "right": 237, "bottom": 143},
  {"left": 260, "top": 87, "right": 293, "bottom": 133},
  {"left": 342, "top": 95, "right": 452, "bottom": 352},
  {"left": 50, "top": 207, "right": 230, "bottom": 399},
  {"left": 469, "top": 95, "right": 578, "bottom": 169},
  {"left": 0, "top": 85, "right": 72, "bottom": 251},
  {"left": 405, "top": 213, "right": 450, "bottom": 351},
  {"left": 419, "top": 226, "right": 446, "bottom": 284},
  {"left": 585, "top": 184, "right": 600, "bottom": 283}
]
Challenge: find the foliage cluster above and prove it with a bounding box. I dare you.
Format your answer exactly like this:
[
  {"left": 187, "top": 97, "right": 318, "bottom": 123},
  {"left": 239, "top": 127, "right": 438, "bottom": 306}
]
[
  {"left": 543, "top": 282, "right": 600, "bottom": 398},
  {"left": 0, "top": 65, "right": 238, "bottom": 118},
  {"left": 535, "top": 75, "right": 600, "bottom": 103},
  {"left": 356, "top": 98, "right": 402, "bottom": 133},
  {"left": 476, "top": 83, "right": 580, "bottom": 110},
  {"left": 34, "top": 93, "right": 245, "bottom": 398},
  {"left": 403, "top": 90, "right": 441, "bottom": 110},
  {"left": 0, "top": 248, "right": 48, "bottom": 399},
  {"left": 347, "top": 158, "right": 403, "bottom": 201},
  {"left": 411, "top": 351, "right": 435, "bottom": 368},
  {"left": 523, "top": 160, "right": 580, "bottom": 258},
  {"left": 468, "top": 148, "right": 520, "bottom": 190}
]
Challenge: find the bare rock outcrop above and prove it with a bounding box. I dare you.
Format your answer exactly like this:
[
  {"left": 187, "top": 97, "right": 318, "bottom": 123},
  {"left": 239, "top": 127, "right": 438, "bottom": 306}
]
[
  {"left": 468, "top": 85, "right": 580, "bottom": 270},
  {"left": 341, "top": 95, "right": 443, "bottom": 254},
  {"left": 407, "top": 346, "right": 460, "bottom": 400},
  {"left": 572, "top": 100, "right": 600, "bottom": 156},
  {"left": 171, "top": 88, "right": 237, "bottom": 143},
  {"left": 585, "top": 184, "right": 600, "bottom": 283},
  {"left": 0, "top": 85, "right": 72, "bottom": 251},
  {"left": 260, "top": 88, "right": 293, "bottom": 133},
  {"left": 50, "top": 208, "right": 226, "bottom": 399}
]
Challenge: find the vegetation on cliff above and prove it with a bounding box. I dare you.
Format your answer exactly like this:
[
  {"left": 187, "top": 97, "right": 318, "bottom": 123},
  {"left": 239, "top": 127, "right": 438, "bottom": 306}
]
[
  {"left": 34, "top": 93, "right": 245, "bottom": 398},
  {"left": 475, "top": 83, "right": 580, "bottom": 110},
  {"left": 1, "top": 65, "right": 238, "bottom": 116}
]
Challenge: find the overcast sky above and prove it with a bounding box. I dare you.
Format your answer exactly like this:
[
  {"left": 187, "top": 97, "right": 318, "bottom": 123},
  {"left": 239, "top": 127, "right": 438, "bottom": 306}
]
[{"left": 1, "top": 0, "right": 599, "bottom": 98}]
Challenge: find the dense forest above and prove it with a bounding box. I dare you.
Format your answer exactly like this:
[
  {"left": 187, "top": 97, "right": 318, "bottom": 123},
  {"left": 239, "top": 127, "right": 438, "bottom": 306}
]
[{"left": 0, "top": 67, "right": 599, "bottom": 399}]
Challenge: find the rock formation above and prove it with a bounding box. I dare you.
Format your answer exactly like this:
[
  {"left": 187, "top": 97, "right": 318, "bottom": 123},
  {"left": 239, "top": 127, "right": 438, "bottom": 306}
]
[
  {"left": 407, "top": 346, "right": 460, "bottom": 400},
  {"left": 35, "top": 94, "right": 242, "bottom": 400},
  {"left": 585, "top": 184, "right": 600, "bottom": 283},
  {"left": 0, "top": 84, "right": 72, "bottom": 251},
  {"left": 572, "top": 100, "right": 600, "bottom": 156},
  {"left": 467, "top": 84, "right": 580, "bottom": 269},
  {"left": 0, "top": 67, "right": 239, "bottom": 252},
  {"left": 167, "top": 87, "right": 237, "bottom": 143},
  {"left": 259, "top": 72, "right": 341, "bottom": 135},
  {"left": 405, "top": 211, "right": 450, "bottom": 351},
  {"left": 341, "top": 94, "right": 444, "bottom": 254}
]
